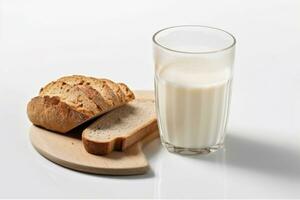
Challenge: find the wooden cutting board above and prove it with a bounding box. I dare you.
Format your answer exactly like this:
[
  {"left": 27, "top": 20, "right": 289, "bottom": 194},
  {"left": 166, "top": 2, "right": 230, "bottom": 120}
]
[{"left": 29, "top": 91, "right": 159, "bottom": 175}]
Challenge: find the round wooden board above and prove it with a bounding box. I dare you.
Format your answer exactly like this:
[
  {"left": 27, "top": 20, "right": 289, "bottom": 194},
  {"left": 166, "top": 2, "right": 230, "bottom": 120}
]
[{"left": 29, "top": 90, "right": 159, "bottom": 175}]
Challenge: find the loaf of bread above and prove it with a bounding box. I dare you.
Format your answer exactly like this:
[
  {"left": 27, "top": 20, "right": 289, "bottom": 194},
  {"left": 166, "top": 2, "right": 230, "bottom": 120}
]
[
  {"left": 27, "top": 75, "right": 135, "bottom": 133},
  {"left": 82, "top": 99, "right": 157, "bottom": 155}
]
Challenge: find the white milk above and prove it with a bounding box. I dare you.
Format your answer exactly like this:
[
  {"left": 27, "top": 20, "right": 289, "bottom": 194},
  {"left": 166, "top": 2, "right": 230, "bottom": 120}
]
[{"left": 155, "top": 61, "right": 232, "bottom": 149}]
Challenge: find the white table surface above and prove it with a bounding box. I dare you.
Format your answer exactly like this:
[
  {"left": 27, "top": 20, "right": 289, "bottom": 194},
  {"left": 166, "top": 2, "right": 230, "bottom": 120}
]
[{"left": 1, "top": 0, "right": 300, "bottom": 198}]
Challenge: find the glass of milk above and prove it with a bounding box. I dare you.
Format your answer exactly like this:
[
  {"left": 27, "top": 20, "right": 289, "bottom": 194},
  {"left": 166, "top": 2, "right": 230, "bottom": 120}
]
[{"left": 153, "top": 25, "right": 236, "bottom": 154}]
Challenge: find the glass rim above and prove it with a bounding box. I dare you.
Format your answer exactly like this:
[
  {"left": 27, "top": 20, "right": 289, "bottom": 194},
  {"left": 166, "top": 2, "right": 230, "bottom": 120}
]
[{"left": 152, "top": 25, "right": 236, "bottom": 54}]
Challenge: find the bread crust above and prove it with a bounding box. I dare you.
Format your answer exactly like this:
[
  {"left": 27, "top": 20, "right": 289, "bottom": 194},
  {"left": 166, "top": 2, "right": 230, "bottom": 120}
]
[
  {"left": 27, "top": 75, "right": 135, "bottom": 133},
  {"left": 118, "top": 83, "right": 135, "bottom": 102},
  {"left": 27, "top": 96, "right": 90, "bottom": 133}
]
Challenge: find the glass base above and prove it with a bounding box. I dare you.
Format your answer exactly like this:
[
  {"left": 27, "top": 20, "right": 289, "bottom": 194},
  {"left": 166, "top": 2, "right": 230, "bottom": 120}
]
[{"left": 162, "top": 140, "right": 224, "bottom": 155}]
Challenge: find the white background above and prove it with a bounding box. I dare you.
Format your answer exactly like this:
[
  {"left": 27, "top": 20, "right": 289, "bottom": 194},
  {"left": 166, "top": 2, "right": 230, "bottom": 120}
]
[{"left": 1, "top": 0, "right": 300, "bottom": 198}]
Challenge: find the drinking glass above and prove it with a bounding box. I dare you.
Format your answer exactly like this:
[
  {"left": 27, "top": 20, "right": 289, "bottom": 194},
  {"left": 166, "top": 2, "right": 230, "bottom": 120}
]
[{"left": 153, "top": 25, "right": 236, "bottom": 154}]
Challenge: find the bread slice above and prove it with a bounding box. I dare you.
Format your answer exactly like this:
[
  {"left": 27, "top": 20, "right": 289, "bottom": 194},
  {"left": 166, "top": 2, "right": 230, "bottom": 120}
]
[
  {"left": 82, "top": 99, "right": 157, "bottom": 155},
  {"left": 27, "top": 75, "right": 135, "bottom": 133}
]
